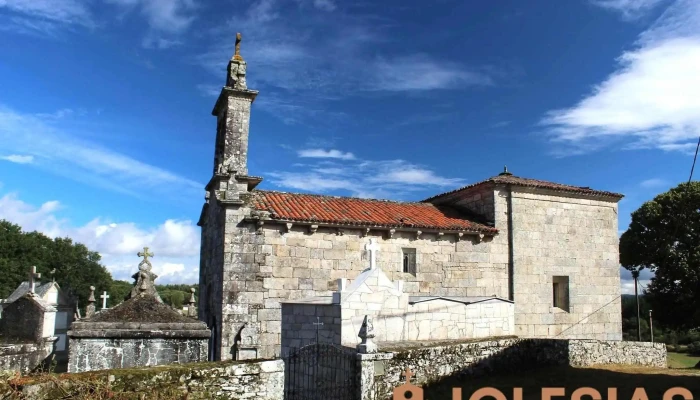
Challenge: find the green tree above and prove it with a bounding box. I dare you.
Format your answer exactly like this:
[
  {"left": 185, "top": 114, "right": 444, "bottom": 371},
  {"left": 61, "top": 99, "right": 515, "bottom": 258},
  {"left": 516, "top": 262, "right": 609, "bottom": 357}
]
[
  {"left": 619, "top": 181, "right": 700, "bottom": 330},
  {"left": 0, "top": 220, "right": 113, "bottom": 309}
]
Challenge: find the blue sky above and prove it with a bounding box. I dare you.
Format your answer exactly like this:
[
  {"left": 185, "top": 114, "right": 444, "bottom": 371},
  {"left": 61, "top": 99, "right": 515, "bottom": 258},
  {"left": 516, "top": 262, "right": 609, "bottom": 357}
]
[{"left": 0, "top": 0, "right": 698, "bottom": 292}]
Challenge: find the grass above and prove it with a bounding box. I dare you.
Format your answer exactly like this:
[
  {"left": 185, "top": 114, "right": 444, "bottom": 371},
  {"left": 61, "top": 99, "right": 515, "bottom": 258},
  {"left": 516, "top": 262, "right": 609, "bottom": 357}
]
[
  {"left": 423, "top": 364, "right": 700, "bottom": 400},
  {"left": 668, "top": 352, "right": 700, "bottom": 369}
]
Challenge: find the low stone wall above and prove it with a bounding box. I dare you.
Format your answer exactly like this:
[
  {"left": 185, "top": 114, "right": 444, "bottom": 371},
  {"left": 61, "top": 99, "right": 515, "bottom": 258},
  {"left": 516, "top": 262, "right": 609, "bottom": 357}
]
[
  {"left": 0, "top": 339, "right": 56, "bottom": 374},
  {"left": 364, "top": 338, "right": 667, "bottom": 400},
  {"left": 2, "top": 358, "right": 284, "bottom": 399}
]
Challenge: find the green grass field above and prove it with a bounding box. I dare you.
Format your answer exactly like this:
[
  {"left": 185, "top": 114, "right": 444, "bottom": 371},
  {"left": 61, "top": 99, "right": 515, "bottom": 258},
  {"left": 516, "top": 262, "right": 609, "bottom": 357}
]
[{"left": 668, "top": 352, "right": 700, "bottom": 368}]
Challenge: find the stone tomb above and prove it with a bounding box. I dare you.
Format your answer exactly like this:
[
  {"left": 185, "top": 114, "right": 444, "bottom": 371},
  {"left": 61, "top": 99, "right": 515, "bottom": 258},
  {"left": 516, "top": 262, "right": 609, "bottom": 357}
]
[
  {"left": 67, "top": 248, "right": 211, "bottom": 373},
  {"left": 280, "top": 242, "right": 513, "bottom": 356},
  {"left": 0, "top": 291, "right": 58, "bottom": 373}
]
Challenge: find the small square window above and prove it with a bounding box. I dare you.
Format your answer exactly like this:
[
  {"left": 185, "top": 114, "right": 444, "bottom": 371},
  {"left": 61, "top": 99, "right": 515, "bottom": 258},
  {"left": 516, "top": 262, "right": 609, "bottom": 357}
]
[
  {"left": 402, "top": 248, "right": 416, "bottom": 276},
  {"left": 552, "top": 276, "right": 570, "bottom": 312}
]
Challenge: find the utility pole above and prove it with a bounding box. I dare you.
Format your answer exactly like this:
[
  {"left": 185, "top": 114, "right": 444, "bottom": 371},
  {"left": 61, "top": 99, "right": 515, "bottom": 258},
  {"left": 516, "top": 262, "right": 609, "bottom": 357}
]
[
  {"left": 649, "top": 310, "right": 654, "bottom": 343},
  {"left": 632, "top": 269, "right": 641, "bottom": 341}
]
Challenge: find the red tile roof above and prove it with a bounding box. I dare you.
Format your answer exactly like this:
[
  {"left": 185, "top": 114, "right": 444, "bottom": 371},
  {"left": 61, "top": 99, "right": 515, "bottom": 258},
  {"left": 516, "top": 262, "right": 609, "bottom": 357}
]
[
  {"left": 250, "top": 190, "right": 497, "bottom": 233},
  {"left": 423, "top": 173, "right": 624, "bottom": 202}
]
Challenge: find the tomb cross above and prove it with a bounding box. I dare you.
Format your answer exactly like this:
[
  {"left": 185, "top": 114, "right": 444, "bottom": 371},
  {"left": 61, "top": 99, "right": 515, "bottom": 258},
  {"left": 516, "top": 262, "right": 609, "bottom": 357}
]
[
  {"left": 402, "top": 367, "right": 414, "bottom": 384},
  {"left": 365, "top": 238, "right": 380, "bottom": 270},
  {"left": 138, "top": 247, "right": 154, "bottom": 263},
  {"left": 100, "top": 291, "right": 110, "bottom": 309},
  {"left": 313, "top": 316, "right": 324, "bottom": 343},
  {"left": 28, "top": 266, "right": 41, "bottom": 294}
]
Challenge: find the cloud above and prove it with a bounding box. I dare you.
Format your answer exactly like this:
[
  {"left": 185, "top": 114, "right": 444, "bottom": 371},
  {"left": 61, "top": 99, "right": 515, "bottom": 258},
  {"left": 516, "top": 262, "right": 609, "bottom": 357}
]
[
  {"left": 298, "top": 149, "right": 355, "bottom": 160},
  {"left": 590, "top": 0, "right": 667, "bottom": 20},
  {"left": 541, "top": 0, "right": 700, "bottom": 155},
  {"left": 620, "top": 266, "right": 654, "bottom": 295},
  {"left": 0, "top": 105, "right": 202, "bottom": 200},
  {"left": 268, "top": 149, "right": 464, "bottom": 199},
  {"left": 639, "top": 178, "right": 668, "bottom": 188},
  {"left": 106, "top": 0, "right": 197, "bottom": 48},
  {"left": 0, "top": 191, "right": 200, "bottom": 284},
  {"left": 193, "top": 0, "right": 495, "bottom": 125},
  {"left": 0, "top": 0, "right": 94, "bottom": 35},
  {"left": 0, "top": 154, "right": 33, "bottom": 164}
]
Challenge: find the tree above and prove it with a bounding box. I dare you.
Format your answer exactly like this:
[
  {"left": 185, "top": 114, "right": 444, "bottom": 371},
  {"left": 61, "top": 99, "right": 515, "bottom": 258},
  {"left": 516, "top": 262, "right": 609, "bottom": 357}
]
[
  {"left": 0, "top": 220, "right": 113, "bottom": 309},
  {"left": 619, "top": 181, "right": 700, "bottom": 330}
]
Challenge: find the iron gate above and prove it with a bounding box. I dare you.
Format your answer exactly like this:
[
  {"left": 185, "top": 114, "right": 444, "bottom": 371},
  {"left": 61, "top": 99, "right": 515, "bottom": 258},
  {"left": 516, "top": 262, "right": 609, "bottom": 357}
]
[{"left": 283, "top": 342, "right": 358, "bottom": 400}]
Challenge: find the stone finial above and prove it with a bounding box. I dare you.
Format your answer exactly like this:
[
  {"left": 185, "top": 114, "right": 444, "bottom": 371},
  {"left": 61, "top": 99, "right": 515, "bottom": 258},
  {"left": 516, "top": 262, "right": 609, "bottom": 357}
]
[
  {"left": 86, "top": 286, "right": 96, "bottom": 318},
  {"left": 357, "top": 315, "right": 377, "bottom": 354},
  {"left": 499, "top": 165, "right": 512, "bottom": 176},
  {"left": 234, "top": 32, "right": 243, "bottom": 61},
  {"left": 188, "top": 288, "right": 197, "bottom": 318},
  {"left": 130, "top": 247, "right": 160, "bottom": 300}
]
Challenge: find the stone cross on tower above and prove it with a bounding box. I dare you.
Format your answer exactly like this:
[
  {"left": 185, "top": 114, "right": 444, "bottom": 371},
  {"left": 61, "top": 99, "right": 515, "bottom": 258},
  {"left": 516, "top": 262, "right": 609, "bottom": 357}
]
[
  {"left": 100, "top": 291, "right": 109, "bottom": 309},
  {"left": 365, "top": 238, "right": 380, "bottom": 270},
  {"left": 28, "top": 266, "right": 41, "bottom": 294}
]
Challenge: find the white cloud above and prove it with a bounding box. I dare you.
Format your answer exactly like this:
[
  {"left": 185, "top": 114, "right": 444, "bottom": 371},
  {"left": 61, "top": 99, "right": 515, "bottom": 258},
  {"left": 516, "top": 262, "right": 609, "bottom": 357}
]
[
  {"left": 268, "top": 150, "right": 464, "bottom": 199},
  {"left": 298, "top": 149, "right": 355, "bottom": 160},
  {"left": 590, "top": 0, "right": 666, "bottom": 20},
  {"left": 194, "top": 0, "right": 494, "bottom": 124},
  {"left": 639, "top": 178, "right": 668, "bottom": 188},
  {"left": 0, "top": 0, "right": 94, "bottom": 36},
  {"left": 620, "top": 266, "right": 654, "bottom": 294},
  {"left": 0, "top": 191, "right": 200, "bottom": 284},
  {"left": 106, "top": 0, "right": 197, "bottom": 48},
  {"left": 0, "top": 105, "right": 202, "bottom": 200},
  {"left": 1, "top": 154, "right": 33, "bottom": 164},
  {"left": 542, "top": 0, "right": 700, "bottom": 155}
]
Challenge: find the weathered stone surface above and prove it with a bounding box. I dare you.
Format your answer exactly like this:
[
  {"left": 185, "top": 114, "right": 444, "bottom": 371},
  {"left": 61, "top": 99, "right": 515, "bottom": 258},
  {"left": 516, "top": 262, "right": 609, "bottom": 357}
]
[{"left": 0, "top": 340, "right": 56, "bottom": 374}]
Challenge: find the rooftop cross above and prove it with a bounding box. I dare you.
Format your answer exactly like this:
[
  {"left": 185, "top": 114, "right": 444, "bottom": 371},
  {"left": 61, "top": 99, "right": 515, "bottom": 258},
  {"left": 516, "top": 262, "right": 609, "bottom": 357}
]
[
  {"left": 28, "top": 266, "right": 41, "bottom": 294},
  {"left": 365, "top": 238, "right": 380, "bottom": 270},
  {"left": 100, "top": 291, "right": 109, "bottom": 309}
]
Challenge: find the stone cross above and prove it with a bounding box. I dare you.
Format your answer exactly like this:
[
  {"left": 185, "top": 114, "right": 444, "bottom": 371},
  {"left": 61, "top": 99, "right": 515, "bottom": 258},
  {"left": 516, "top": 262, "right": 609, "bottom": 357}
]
[
  {"left": 357, "top": 315, "right": 377, "bottom": 354},
  {"left": 365, "top": 238, "right": 380, "bottom": 270},
  {"left": 313, "top": 316, "right": 323, "bottom": 343},
  {"left": 100, "top": 291, "right": 109, "bottom": 309},
  {"left": 28, "top": 266, "right": 41, "bottom": 294},
  {"left": 137, "top": 247, "right": 154, "bottom": 271}
]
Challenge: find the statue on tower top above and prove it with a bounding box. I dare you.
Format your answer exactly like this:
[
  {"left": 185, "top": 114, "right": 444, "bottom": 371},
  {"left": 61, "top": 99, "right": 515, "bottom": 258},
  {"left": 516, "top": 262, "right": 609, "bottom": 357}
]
[{"left": 234, "top": 32, "right": 243, "bottom": 61}]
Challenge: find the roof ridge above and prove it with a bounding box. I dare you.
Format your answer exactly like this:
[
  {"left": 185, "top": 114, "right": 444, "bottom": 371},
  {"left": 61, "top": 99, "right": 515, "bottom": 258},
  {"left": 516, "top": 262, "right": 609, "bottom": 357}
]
[
  {"left": 253, "top": 189, "right": 435, "bottom": 206},
  {"left": 423, "top": 174, "right": 624, "bottom": 202}
]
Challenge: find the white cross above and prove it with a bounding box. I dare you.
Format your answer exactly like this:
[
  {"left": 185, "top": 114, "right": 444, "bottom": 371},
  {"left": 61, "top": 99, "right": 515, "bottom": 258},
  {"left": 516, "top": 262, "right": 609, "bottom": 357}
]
[
  {"left": 100, "top": 291, "right": 110, "bottom": 309},
  {"left": 28, "top": 266, "right": 41, "bottom": 294},
  {"left": 365, "top": 238, "right": 380, "bottom": 270}
]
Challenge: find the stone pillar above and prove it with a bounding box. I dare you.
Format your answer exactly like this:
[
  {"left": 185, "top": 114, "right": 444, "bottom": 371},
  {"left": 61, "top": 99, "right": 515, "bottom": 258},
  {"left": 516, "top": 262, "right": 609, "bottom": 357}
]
[
  {"left": 85, "top": 286, "right": 96, "bottom": 318},
  {"left": 357, "top": 352, "right": 394, "bottom": 400}
]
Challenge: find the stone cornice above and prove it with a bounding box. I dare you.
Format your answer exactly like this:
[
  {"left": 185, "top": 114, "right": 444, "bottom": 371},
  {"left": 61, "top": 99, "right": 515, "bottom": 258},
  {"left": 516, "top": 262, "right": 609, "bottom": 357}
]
[
  {"left": 211, "top": 86, "right": 259, "bottom": 116},
  {"left": 204, "top": 173, "right": 263, "bottom": 192},
  {"left": 242, "top": 216, "right": 494, "bottom": 240}
]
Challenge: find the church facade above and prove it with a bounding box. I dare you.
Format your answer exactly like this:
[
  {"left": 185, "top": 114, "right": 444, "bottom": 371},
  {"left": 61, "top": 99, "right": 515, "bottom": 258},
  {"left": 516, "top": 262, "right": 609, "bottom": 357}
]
[{"left": 197, "top": 39, "right": 624, "bottom": 361}]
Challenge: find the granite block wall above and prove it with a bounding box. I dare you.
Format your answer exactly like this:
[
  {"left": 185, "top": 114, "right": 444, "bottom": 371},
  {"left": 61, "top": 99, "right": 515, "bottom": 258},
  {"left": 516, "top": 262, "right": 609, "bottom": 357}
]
[
  {"left": 0, "top": 340, "right": 56, "bottom": 374},
  {"left": 280, "top": 303, "right": 341, "bottom": 357}
]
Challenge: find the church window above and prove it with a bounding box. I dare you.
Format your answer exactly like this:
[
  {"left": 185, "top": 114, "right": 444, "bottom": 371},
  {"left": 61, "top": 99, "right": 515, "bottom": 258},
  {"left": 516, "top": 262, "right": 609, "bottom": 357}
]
[
  {"left": 402, "top": 248, "right": 416, "bottom": 276},
  {"left": 552, "top": 276, "right": 570, "bottom": 312}
]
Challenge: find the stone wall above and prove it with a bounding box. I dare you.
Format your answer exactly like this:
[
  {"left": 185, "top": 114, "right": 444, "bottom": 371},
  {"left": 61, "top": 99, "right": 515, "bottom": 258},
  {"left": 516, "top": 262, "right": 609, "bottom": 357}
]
[
  {"left": 67, "top": 321, "right": 210, "bottom": 373},
  {"left": 365, "top": 338, "right": 666, "bottom": 400},
  {"left": 0, "top": 340, "right": 56, "bottom": 373},
  {"left": 3, "top": 358, "right": 284, "bottom": 400},
  {"left": 506, "top": 189, "right": 622, "bottom": 339},
  {"left": 220, "top": 223, "right": 504, "bottom": 359}
]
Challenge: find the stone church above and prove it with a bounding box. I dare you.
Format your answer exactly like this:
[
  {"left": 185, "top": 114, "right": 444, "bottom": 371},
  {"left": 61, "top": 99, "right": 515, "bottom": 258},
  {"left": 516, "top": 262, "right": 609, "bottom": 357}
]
[{"left": 197, "top": 36, "right": 624, "bottom": 361}]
